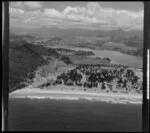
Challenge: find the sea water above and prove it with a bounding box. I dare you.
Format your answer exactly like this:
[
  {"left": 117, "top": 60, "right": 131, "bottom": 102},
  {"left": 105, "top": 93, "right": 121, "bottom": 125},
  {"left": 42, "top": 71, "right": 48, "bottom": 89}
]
[{"left": 8, "top": 98, "right": 142, "bottom": 132}]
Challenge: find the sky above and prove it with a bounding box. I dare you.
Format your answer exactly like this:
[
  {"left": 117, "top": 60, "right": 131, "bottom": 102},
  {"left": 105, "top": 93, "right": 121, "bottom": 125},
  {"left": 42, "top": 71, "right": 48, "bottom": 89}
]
[{"left": 9, "top": 1, "right": 144, "bottom": 31}]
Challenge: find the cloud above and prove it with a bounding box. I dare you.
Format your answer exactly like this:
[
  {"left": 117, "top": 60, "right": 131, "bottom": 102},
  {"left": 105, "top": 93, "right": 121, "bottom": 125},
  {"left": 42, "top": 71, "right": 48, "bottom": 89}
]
[
  {"left": 64, "top": 6, "right": 79, "bottom": 14},
  {"left": 10, "top": 2, "right": 23, "bottom": 8},
  {"left": 10, "top": 2, "right": 43, "bottom": 9},
  {"left": 9, "top": 2, "right": 143, "bottom": 31},
  {"left": 43, "top": 8, "right": 63, "bottom": 18},
  {"left": 10, "top": 7, "right": 25, "bottom": 14},
  {"left": 24, "top": 2, "right": 43, "bottom": 9}
]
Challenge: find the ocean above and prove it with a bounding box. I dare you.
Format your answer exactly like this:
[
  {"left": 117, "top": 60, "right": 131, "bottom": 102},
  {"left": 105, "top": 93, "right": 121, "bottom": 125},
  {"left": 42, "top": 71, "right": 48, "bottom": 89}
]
[{"left": 8, "top": 98, "right": 142, "bottom": 132}]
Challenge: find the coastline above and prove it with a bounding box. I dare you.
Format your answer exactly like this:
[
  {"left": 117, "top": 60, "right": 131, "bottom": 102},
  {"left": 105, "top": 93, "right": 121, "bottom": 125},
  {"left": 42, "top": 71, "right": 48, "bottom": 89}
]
[{"left": 9, "top": 86, "right": 142, "bottom": 104}]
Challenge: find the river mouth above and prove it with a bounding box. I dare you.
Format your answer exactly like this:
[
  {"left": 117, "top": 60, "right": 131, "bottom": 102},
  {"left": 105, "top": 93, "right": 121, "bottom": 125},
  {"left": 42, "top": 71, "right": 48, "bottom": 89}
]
[{"left": 50, "top": 45, "right": 142, "bottom": 68}]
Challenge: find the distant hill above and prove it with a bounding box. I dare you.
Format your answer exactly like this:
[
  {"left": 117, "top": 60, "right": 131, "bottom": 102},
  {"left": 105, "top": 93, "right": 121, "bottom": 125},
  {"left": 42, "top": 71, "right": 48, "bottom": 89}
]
[
  {"left": 10, "top": 32, "right": 37, "bottom": 40},
  {"left": 10, "top": 27, "right": 143, "bottom": 51},
  {"left": 10, "top": 27, "right": 143, "bottom": 39}
]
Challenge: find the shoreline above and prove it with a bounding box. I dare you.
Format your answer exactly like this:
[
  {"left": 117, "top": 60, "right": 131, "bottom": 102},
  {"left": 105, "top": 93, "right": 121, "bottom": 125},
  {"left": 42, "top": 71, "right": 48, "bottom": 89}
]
[{"left": 9, "top": 87, "right": 142, "bottom": 104}]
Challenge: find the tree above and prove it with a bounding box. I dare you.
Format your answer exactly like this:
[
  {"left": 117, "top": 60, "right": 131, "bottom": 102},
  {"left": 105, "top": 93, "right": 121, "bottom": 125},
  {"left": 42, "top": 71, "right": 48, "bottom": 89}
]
[{"left": 61, "top": 56, "right": 72, "bottom": 65}]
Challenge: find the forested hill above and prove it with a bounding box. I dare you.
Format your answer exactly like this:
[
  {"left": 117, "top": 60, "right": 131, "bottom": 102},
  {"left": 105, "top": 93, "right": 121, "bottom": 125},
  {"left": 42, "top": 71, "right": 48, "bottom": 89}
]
[{"left": 9, "top": 39, "right": 60, "bottom": 92}]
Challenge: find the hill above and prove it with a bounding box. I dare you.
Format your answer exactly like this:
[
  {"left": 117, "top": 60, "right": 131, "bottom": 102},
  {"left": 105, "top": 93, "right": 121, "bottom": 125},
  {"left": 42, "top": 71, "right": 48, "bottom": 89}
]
[
  {"left": 10, "top": 27, "right": 143, "bottom": 39},
  {"left": 9, "top": 36, "right": 60, "bottom": 92}
]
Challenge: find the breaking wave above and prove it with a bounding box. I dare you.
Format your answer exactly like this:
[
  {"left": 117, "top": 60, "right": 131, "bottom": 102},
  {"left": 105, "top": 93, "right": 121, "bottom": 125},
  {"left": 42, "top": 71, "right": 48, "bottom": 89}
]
[{"left": 11, "top": 95, "right": 142, "bottom": 104}]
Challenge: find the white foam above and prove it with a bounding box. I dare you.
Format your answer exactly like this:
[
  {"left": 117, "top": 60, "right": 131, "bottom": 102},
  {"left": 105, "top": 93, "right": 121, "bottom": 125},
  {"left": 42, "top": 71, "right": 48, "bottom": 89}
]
[
  {"left": 9, "top": 87, "right": 142, "bottom": 104},
  {"left": 10, "top": 95, "right": 142, "bottom": 104}
]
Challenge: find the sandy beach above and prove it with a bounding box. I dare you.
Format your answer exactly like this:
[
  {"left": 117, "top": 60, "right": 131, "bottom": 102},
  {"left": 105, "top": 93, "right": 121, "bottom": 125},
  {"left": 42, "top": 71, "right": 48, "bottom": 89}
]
[{"left": 9, "top": 86, "right": 142, "bottom": 104}]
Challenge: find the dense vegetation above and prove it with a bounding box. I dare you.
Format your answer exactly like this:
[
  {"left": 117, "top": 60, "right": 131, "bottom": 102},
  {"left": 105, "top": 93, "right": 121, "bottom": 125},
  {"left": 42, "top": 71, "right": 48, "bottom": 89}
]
[
  {"left": 55, "top": 48, "right": 95, "bottom": 56},
  {"left": 133, "top": 49, "right": 143, "bottom": 57},
  {"left": 74, "top": 50, "right": 94, "bottom": 56},
  {"left": 61, "top": 56, "right": 73, "bottom": 65},
  {"left": 120, "top": 48, "right": 143, "bottom": 57},
  {"left": 25, "top": 43, "right": 60, "bottom": 58},
  {"left": 39, "top": 64, "right": 142, "bottom": 94},
  {"left": 9, "top": 40, "right": 60, "bottom": 92}
]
